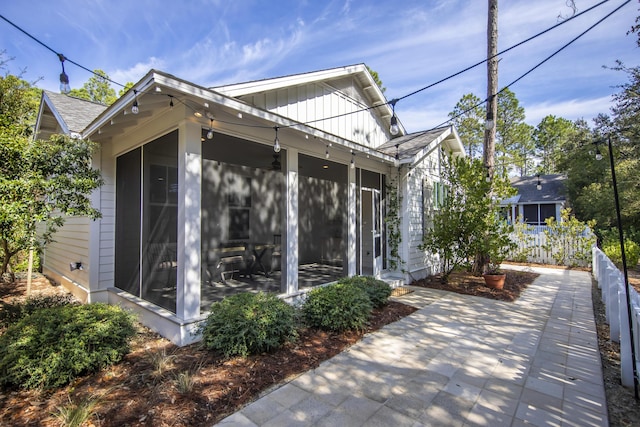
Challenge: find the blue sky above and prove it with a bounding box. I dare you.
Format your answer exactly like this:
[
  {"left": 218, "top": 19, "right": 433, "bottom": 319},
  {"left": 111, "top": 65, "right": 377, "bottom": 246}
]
[{"left": 1, "top": 0, "right": 637, "bottom": 133}]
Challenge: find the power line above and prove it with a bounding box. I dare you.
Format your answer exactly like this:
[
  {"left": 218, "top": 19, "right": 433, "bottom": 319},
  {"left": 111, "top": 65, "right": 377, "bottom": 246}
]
[{"left": 0, "top": 0, "right": 628, "bottom": 137}]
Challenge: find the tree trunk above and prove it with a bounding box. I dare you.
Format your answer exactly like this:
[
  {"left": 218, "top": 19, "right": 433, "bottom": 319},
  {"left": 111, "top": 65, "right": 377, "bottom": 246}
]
[
  {"left": 26, "top": 246, "right": 34, "bottom": 297},
  {"left": 476, "top": 0, "right": 499, "bottom": 277},
  {"left": 484, "top": 0, "right": 499, "bottom": 175}
]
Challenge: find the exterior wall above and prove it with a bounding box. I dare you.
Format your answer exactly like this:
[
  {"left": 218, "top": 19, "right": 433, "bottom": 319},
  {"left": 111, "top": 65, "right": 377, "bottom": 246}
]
[
  {"left": 42, "top": 215, "right": 91, "bottom": 302},
  {"left": 238, "top": 78, "right": 388, "bottom": 149},
  {"left": 403, "top": 153, "right": 441, "bottom": 282}
]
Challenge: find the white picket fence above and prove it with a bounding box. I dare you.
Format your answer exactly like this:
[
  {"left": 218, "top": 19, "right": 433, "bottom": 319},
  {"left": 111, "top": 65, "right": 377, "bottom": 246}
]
[
  {"left": 593, "top": 246, "right": 640, "bottom": 388},
  {"left": 507, "top": 226, "right": 594, "bottom": 266}
]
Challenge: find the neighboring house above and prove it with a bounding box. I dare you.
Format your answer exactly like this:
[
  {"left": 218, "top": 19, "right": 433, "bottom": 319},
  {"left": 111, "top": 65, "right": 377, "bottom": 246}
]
[
  {"left": 34, "top": 64, "right": 464, "bottom": 345},
  {"left": 502, "top": 174, "right": 567, "bottom": 226}
]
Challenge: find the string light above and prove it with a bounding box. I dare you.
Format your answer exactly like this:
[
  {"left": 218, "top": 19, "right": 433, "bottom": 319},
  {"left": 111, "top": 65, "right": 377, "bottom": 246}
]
[
  {"left": 536, "top": 174, "right": 542, "bottom": 190},
  {"left": 325, "top": 145, "right": 330, "bottom": 159},
  {"left": 273, "top": 126, "right": 281, "bottom": 153},
  {"left": 350, "top": 151, "right": 355, "bottom": 169},
  {"left": 207, "top": 118, "right": 214, "bottom": 140},
  {"left": 389, "top": 99, "right": 399, "bottom": 136},
  {"left": 131, "top": 90, "right": 139, "bottom": 114},
  {"left": 58, "top": 54, "right": 70, "bottom": 94},
  {"left": 168, "top": 95, "right": 174, "bottom": 109}
]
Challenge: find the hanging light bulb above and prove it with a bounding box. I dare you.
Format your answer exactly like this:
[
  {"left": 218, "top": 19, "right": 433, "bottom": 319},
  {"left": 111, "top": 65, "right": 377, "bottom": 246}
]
[
  {"left": 273, "top": 127, "right": 281, "bottom": 153},
  {"left": 58, "top": 54, "right": 71, "bottom": 94},
  {"left": 390, "top": 115, "right": 399, "bottom": 136},
  {"left": 131, "top": 99, "right": 139, "bottom": 114},
  {"left": 536, "top": 174, "right": 542, "bottom": 190},
  {"left": 168, "top": 95, "right": 174, "bottom": 109},
  {"left": 595, "top": 146, "right": 603, "bottom": 161},
  {"left": 389, "top": 99, "right": 400, "bottom": 136},
  {"left": 350, "top": 151, "right": 355, "bottom": 169},
  {"left": 325, "top": 145, "right": 330, "bottom": 159},
  {"left": 207, "top": 118, "right": 214, "bottom": 140}
]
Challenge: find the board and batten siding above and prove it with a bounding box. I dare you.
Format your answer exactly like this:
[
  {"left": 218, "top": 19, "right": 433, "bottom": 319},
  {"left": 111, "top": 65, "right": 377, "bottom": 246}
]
[
  {"left": 238, "top": 78, "right": 388, "bottom": 149},
  {"left": 97, "top": 156, "right": 116, "bottom": 294},
  {"left": 405, "top": 154, "right": 441, "bottom": 280}
]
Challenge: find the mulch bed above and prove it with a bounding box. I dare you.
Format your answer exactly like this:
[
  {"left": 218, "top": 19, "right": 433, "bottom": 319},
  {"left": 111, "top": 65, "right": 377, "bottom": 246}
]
[{"left": 410, "top": 269, "right": 540, "bottom": 302}]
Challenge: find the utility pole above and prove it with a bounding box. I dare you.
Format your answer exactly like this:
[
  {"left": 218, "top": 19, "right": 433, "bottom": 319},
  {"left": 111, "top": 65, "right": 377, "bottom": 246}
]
[{"left": 484, "top": 0, "right": 498, "bottom": 176}]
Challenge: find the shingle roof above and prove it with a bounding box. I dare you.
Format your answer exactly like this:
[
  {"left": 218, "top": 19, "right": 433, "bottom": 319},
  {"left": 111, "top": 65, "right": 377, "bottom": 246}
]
[
  {"left": 376, "top": 127, "right": 454, "bottom": 161},
  {"left": 511, "top": 174, "right": 567, "bottom": 203},
  {"left": 43, "top": 90, "right": 107, "bottom": 132}
]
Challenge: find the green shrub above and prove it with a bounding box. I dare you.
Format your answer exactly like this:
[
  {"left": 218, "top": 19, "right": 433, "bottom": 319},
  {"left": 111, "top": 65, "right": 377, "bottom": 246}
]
[
  {"left": 200, "top": 292, "right": 298, "bottom": 358},
  {"left": 0, "top": 294, "right": 78, "bottom": 328},
  {"left": 302, "top": 282, "right": 373, "bottom": 332},
  {"left": 337, "top": 276, "right": 392, "bottom": 308},
  {"left": 0, "top": 303, "right": 136, "bottom": 390},
  {"left": 603, "top": 239, "right": 640, "bottom": 269}
]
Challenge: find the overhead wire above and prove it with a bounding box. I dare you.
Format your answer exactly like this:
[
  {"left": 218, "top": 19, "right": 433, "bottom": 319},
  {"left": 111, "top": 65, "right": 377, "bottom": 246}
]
[{"left": 0, "top": 0, "right": 630, "bottom": 141}]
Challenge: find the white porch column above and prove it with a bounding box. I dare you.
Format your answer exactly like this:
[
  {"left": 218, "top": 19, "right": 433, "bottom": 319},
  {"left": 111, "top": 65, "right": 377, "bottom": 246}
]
[
  {"left": 347, "top": 164, "right": 357, "bottom": 276},
  {"left": 176, "top": 121, "right": 201, "bottom": 321},
  {"left": 285, "top": 148, "right": 298, "bottom": 294}
]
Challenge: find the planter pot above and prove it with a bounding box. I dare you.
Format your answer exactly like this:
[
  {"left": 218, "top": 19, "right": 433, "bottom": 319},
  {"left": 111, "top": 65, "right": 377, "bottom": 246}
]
[{"left": 483, "top": 273, "right": 506, "bottom": 290}]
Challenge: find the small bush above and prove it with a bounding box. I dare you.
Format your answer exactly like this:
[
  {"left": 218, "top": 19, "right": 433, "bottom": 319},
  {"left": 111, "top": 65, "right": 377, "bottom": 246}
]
[
  {"left": 603, "top": 239, "right": 640, "bottom": 269},
  {"left": 0, "top": 294, "right": 78, "bottom": 328},
  {"left": 302, "top": 282, "right": 373, "bottom": 332},
  {"left": 0, "top": 303, "right": 136, "bottom": 390},
  {"left": 200, "top": 292, "right": 298, "bottom": 358},
  {"left": 337, "top": 276, "right": 392, "bottom": 308}
]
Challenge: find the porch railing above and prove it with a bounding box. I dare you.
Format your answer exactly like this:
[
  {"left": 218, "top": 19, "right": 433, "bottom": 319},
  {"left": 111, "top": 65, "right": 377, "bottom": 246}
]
[{"left": 593, "top": 246, "right": 640, "bottom": 388}]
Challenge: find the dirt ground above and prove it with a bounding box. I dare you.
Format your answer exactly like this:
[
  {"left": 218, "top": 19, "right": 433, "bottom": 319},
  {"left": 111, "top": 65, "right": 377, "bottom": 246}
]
[{"left": 0, "top": 267, "right": 638, "bottom": 426}]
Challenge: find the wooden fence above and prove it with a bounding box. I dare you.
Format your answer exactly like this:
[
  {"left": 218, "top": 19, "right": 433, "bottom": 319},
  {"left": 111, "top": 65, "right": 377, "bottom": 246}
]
[
  {"left": 593, "top": 246, "right": 640, "bottom": 388},
  {"left": 506, "top": 225, "right": 594, "bottom": 267}
]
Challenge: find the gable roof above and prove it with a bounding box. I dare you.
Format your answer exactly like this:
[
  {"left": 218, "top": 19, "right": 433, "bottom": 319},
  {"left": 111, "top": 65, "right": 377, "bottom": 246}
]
[
  {"left": 510, "top": 174, "right": 567, "bottom": 203},
  {"left": 212, "top": 64, "right": 404, "bottom": 136},
  {"left": 36, "top": 90, "right": 107, "bottom": 140},
  {"left": 376, "top": 126, "right": 465, "bottom": 164}
]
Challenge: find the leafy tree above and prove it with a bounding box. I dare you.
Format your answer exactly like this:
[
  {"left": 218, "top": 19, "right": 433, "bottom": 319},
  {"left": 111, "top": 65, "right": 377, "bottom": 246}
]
[
  {"left": 562, "top": 64, "right": 640, "bottom": 241},
  {"left": 69, "top": 69, "right": 117, "bottom": 105},
  {"left": 421, "top": 155, "right": 516, "bottom": 281},
  {"left": 118, "top": 81, "right": 135, "bottom": 97},
  {"left": 532, "top": 115, "right": 577, "bottom": 174},
  {"left": 0, "top": 73, "right": 103, "bottom": 283},
  {"left": 448, "top": 93, "right": 485, "bottom": 158},
  {"left": 495, "top": 88, "right": 531, "bottom": 175}
]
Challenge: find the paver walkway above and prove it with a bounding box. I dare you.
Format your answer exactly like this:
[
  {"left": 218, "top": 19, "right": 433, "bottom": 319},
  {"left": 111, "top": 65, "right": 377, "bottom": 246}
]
[{"left": 216, "top": 266, "right": 608, "bottom": 426}]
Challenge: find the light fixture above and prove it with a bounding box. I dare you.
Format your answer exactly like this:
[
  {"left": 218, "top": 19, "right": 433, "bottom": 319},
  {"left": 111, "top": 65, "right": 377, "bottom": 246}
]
[
  {"left": 350, "top": 151, "right": 355, "bottom": 169},
  {"left": 485, "top": 172, "right": 491, "bottom": 183},
  {"left": 325, "top": 145, "right": 330, "bottom": 159},
  {"left": 389, "top": 99, "right": 400, "bottom": 136},
  {"left": 273, "top": 126, "right": 281, "bottom": 153},
  {"left": 485, "top": 111, "right": 495, "bottom": 130},
  {"left": 536, "top": 174, "right": 542, "bottom": 190},
  {"left": 207, "top": 118, "right": 214, "bottom": 140},
  {"left": 595, "top": 146, "right": 603, "bottom": 161},
  {"left": 131, "top": 90, "right": 139, "bottom": 114},
  {"left": 168, "top": 95, "right": 174, "bottom": 109},
  {"left": 194, "top": 110, "right": 203, "bottom": 118},
  {"left": 58, "top": 53, "right": 71, "bottom": 94}
]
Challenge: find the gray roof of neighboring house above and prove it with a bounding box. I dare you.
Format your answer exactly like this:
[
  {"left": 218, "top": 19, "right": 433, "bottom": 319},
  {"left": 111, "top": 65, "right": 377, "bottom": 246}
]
[
  {"left": 510, "top": 174, "right": 567, "bottom": 203},
  {"left": 43, "top": 90, "right": 107, "bottom": 132},
  {"left": 377, "top": 126, "right": 458, "bottom": 162}
]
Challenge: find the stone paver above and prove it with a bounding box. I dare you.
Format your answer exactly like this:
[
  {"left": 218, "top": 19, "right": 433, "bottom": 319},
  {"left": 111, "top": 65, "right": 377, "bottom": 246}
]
[{"left": 215, "top": 266, "right": 608, "bottom": 426}]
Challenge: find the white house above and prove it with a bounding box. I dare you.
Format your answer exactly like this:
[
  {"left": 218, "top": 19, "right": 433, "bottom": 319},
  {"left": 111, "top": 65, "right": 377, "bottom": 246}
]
[
  {"left": 34, "top": 64, "right": 464, "bottom": 345},
  {"left": 502, "top": 174, "right": 567, "bottom": 226}
]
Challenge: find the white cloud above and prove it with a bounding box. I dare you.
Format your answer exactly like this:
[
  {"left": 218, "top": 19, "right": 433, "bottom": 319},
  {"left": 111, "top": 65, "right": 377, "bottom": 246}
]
[
  {"left": 110, "top": 57, "right": 166, "bottom": 87},
  {"left": 525, "top": 95, "right": 614, "bottom": 125}
]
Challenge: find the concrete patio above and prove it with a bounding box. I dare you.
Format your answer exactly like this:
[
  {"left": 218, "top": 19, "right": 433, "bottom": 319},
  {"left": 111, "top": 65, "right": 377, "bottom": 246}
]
[{"left": 215, "top": 265, "right": 608, "bottom": 426}]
